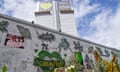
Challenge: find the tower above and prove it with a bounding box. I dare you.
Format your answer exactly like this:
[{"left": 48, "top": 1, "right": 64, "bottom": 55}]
[{"left": 34, "top": 0, "right": 78, "bottom": 37}]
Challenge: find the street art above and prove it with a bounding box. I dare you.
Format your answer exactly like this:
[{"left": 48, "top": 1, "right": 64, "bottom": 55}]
[
  {"left": 0, "top": 20, "right": 9, "bottom": 43},
  {"left": 111, "top": 51, "right": 120, "bottom": 72},
  {"left": 96, "top": 47, "right": 110, "bottom": 57},
  {"left": 85, "top": 54, "right": 93, "bottom": 70},
  {"left": 41, "top": 43, "right": 49, "bottom": 50},
  {"left": 104, "top": 49, "right": 110, "bottom": 57},
  {"left": 75, "top": 52, "right": 83, "bottom": 65},
  {"left": 73, "top": 41, "right": 83, "bottom": 52},
  {"left": 1, "top": 64, "right": 7, "bottom": 72},
  {"left": 1, "top": 16, "right": 120, "bottom": 72},
  {"left": 17, "top": 25, "right": 31, "bottom": 39},
  {"left": 54, "top": 52, "right": 84, "bottom": 72},
  {"left": 4, "top": 34, "right": 24, "bottom": 49},
  {"left": 0, "top": 59, "right": 11, "bottom": 72},
  {"left": 93, "top": 50, "right": 119, "bottom": 72},
  {"left": 58, "top": 38, "right": 70, "bottom": 50},
  {"left": 33, "top": 50, "right": 65, "bottom": 72},
  {"left": 67, "top": 52, "right": 84, "bottom": 71},
  {"left": 0, "top": 20, "right": 9, "bottom": 32},
  {"left": 88, "top": 46, "right": 94, "bottom": 53},
  {"left": 38, "top": 32, "right": 55, "bottom": 42}
]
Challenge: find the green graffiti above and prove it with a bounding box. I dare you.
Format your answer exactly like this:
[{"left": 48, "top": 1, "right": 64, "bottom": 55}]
[
  {"left": 2, "top": 64, "right": 7, "bottom": 72},
  {"left": 0, "top": 20, "right": 9, "bottom": 32},
  {"left": 75, "top": 52, "right": 83, "bottom": 65},
  {"left": 17, "top": 25, "right": 31, "bottom": 39},
  {"left": 33, "top": 50, "right": 65, "bottom": 72}
]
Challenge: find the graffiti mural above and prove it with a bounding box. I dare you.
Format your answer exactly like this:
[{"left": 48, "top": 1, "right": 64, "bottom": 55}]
[
  {"left": 67, "top": 52, "right": 84, "bottom": 71},
  {"left": 73, "top": 41, "right": 83, "bottom": 52},
  {"left": 38, "top": 32, "right": 55, "bottom": 42},
  {"left": 93, "top": 50, "right": 119, "bottom": 72},
  {"left": 96, "top": 47, "right": 110, "bottom": 57},
  {"left": 17, "top": 25, "right": 31, "bottom": 39},
  {"left": 1, "top": 15, "right": 120, "bottom": 72},
  {"left": 88, "top": 46, "right": 94, "bottom": 53},
  {"left": 58, "top": 38, "right": 70, "bottom": 51},
  {"left": 1, "top": 64, "right": 7, "bottom": 72},
  {"left": 4, "top": 34, "right": 24, "bottom": 49},
  {"left": 0, "top": 20, "right": 9, "bottom": 43},
  {"left": 85, "top": 54, "right": 93, "bottom": 70},
  {"left": 41, "top": 43, "right": 48, "bottom": 50},
  {"left": 0, "top": 20, "right": 9, "bottom": 32},
  {"left": 111, "top": 51, "right": 120, "bottom": 72},
  {"left": 33, "top": 50, "right": 65, "bottom": 72}
]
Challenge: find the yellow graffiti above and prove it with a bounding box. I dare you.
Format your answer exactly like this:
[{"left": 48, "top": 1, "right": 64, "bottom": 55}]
[
  {"left": 39, "top": 61, "right": 64, "bottom": 67},
  {"left": 93, "top": 50, "right": 119, "bottom": 72}
]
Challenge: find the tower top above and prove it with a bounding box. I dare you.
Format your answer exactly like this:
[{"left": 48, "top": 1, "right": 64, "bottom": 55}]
[{"left": 38, "top": 0, "right": 72, "bottom": 12}]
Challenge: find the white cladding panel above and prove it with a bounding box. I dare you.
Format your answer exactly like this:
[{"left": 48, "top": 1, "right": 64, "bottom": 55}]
[
  {"left": 60, "top": 13, "right": 78, "bottom": 36},
  {"left": 35, "top": 15, "right": 56, "bottom": 30}
]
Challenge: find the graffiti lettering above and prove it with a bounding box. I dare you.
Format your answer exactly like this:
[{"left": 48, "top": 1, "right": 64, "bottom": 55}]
[
  {"left": 38, "top": 32, "right": 55, "bottom": 42},
  {"left": 58, "top": 38, "right": 69, "bottom": 49},
  {"left": 41, "top": 43, "right": 48, "bottom": 50},
  {"left": 38, "top": 60, "right": 65, "bottom": 67},
  {"left": 85, "top": 54, "right": 93, "bottom": 69},
  {"left": 4, "top": 34, "right": 24, "bottom": 49},
  {"left": 73, "top": 41, "right": 83, "bottom": 52},
  {"left": 96, "top": 47, "right": 110, "bottom": 57},
  {"left": 33, "top": 50, "right": 65, "bottom": 72}
]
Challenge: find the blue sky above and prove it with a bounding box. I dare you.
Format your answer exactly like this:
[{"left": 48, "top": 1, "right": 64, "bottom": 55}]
[{"left": 0, "top": 0, "right": 120, "bottom": 49}]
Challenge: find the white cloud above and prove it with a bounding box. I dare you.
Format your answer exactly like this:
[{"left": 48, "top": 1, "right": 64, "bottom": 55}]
[
  {"left": 74, "top": 0, "right": 100, "bottom": 18},
  {"left": 84, "top": 6, "right": 120, "bottom": 50},
  {"left": 2, "top": 0, "right": 37, "bottom": 21}
]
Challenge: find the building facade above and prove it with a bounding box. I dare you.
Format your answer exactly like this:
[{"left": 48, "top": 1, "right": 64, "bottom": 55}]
[{"left": 34, "top": 0, "right": 78, "bottom": 37}]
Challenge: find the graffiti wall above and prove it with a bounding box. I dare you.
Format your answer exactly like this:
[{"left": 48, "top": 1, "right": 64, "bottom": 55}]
[{"left": 0, "top": 14, "right": 120, "bottom": 72}]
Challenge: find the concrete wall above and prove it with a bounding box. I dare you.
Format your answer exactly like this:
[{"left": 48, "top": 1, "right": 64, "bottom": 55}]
[{"left": 0, "top": 14, "right": 120, "bottom": 72}]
